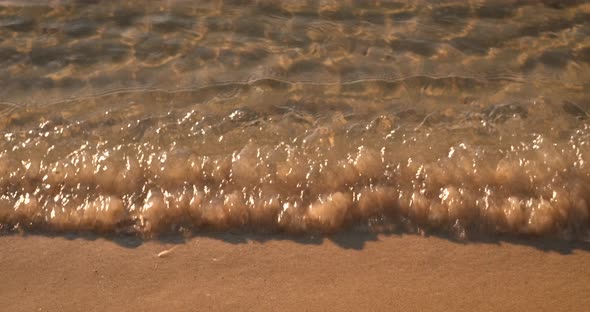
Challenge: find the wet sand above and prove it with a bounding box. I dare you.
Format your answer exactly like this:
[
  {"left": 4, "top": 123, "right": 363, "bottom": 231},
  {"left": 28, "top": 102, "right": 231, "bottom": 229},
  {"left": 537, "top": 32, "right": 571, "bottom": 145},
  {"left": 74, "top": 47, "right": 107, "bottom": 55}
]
[{"left": 1, "top": 233, "right": 589, "bottom": 312}]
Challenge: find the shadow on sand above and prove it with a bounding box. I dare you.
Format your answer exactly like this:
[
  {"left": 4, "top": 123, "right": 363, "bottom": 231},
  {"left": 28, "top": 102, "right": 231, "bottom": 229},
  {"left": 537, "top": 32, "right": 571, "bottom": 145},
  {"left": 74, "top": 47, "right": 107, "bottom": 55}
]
[{"left": 5, "top": 228, "right": 590, "bottom": 255}]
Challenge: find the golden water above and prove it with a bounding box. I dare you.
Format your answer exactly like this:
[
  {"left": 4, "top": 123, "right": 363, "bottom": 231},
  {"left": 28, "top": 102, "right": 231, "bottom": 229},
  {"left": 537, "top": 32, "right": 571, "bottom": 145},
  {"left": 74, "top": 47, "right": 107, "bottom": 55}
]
[{"left": 1, "top": 0, "right": 590, "bottom": 238}]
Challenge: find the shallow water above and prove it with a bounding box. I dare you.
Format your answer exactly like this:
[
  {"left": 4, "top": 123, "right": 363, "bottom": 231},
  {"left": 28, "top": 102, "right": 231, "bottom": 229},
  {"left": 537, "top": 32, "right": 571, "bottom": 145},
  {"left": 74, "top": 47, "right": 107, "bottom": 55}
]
[{"left": 1, "top": 0, "right": 590, "bottom": 238}]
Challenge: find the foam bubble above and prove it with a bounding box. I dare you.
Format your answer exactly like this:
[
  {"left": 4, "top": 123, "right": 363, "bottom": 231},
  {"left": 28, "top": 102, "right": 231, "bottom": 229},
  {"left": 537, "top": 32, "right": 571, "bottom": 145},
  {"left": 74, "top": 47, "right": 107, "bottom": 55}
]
[
  {"left": 1, "top": 93, "right": 590, "bottom": 239},
  {"left": 142, "top": 190, "right": 168, "bottom": 231},
  {"left": 307, "top": 192, "right": 352, "bottom": 232},
  {"left": 354, "top": 186, "right": 398, "bottom": 219},
  {"left": 81, "top": 195, "right": 125, "bottom": 231},
  {"left": 352, "top": 146, "right": 382, "bottom": 179},
  {"left": 503, "top": 196, "right": 525, "bottom": 231}
]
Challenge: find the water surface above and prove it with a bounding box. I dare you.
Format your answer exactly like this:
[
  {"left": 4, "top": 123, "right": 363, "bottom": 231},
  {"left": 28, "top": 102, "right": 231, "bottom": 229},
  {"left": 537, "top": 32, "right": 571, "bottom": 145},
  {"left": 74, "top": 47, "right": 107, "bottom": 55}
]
[{"left": 1, "top": 0, "right": 590, "bottom": 238}]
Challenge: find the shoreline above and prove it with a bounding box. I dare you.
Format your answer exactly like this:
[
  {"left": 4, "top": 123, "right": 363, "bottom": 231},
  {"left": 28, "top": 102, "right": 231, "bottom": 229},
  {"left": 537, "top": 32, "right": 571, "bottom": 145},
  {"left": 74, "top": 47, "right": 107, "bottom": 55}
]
[{"left": 2, "top": 232, "right": 589, "bottom": 311}]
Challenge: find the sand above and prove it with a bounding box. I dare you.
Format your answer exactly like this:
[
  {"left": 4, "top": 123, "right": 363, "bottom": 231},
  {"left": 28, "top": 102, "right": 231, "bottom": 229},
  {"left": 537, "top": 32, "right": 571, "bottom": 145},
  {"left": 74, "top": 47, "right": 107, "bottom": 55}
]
[
  {"left": 1, "top": 2, "right": 590, "bottom": 311},
  {"left": 1, "top": 233, "right": 589, "bottom": 312}
]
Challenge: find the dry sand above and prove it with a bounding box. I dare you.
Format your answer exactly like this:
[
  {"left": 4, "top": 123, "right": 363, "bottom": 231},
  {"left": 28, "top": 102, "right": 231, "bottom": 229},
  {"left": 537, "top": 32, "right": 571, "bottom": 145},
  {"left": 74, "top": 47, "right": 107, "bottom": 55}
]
[{"left": 1, "top": 233, "right": 589, "bottom": 312}]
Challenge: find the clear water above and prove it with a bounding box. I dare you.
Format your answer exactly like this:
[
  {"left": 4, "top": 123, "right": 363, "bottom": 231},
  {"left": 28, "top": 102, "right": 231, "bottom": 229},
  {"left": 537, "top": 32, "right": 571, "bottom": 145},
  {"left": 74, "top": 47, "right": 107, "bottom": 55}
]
[{"left": 1, "top": 0, "right": 590, "bottom": 238}]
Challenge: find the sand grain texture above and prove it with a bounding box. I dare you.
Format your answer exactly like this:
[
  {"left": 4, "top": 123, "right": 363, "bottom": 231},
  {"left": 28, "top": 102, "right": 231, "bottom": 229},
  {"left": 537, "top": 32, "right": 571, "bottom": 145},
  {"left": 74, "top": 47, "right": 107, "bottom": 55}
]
[{"left": 1, "top": 234, "right": 589, "bottom": 312}]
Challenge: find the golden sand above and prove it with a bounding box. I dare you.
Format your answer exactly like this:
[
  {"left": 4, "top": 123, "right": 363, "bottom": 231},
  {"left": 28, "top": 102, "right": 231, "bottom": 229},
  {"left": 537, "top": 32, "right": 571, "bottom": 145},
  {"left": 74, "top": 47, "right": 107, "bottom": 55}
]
[{"left": 1, "top": 233, "right": 589, "bottom": 312}]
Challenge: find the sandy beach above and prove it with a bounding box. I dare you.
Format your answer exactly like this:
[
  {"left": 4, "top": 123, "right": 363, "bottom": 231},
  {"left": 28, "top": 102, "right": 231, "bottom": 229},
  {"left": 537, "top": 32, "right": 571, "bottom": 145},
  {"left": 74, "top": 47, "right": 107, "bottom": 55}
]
[
  {"left": 1, "top": 1, "right": 590, "bottom": 311},
  {"left": 1, "top": 233, "right": 589, "bottom": 312}
]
